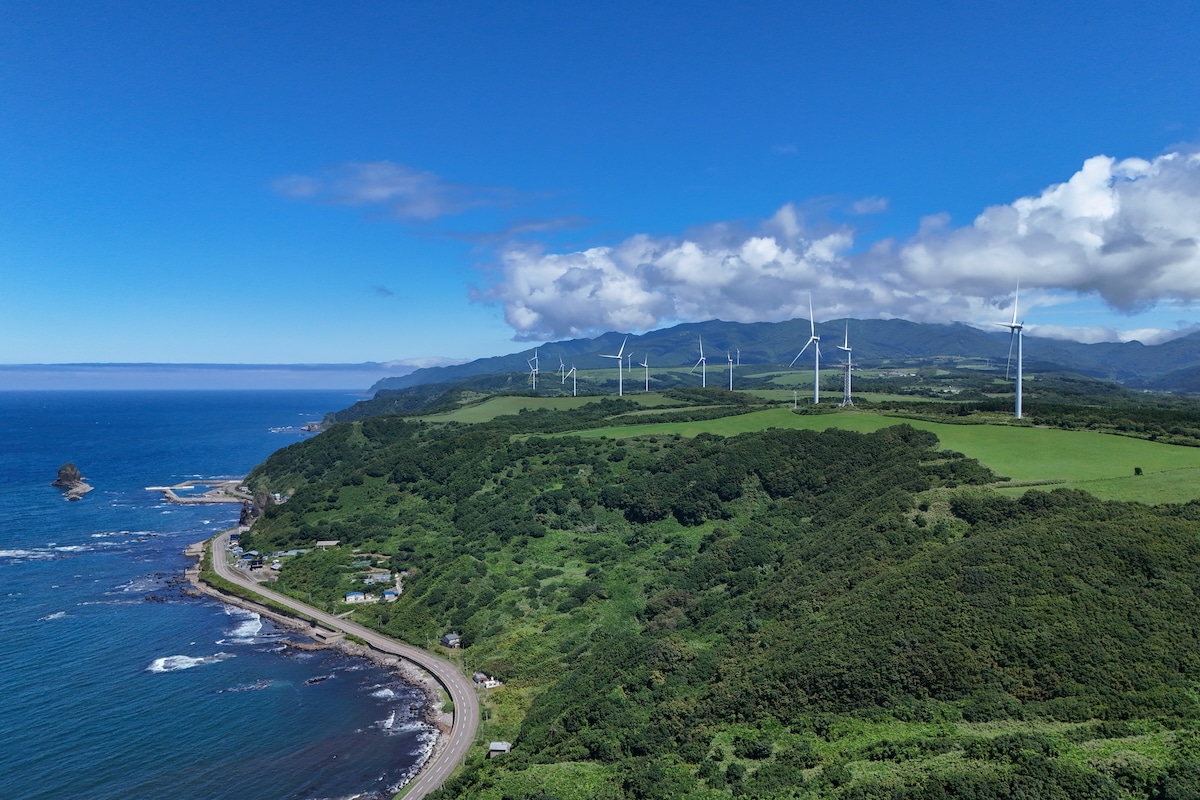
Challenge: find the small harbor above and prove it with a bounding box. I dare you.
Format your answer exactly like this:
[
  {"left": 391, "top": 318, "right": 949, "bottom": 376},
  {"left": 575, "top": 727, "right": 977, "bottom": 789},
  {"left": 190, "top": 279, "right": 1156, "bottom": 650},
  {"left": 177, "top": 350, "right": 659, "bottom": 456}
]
[{"left": 145, "top": 478, "right": 249, "bottom": 505}]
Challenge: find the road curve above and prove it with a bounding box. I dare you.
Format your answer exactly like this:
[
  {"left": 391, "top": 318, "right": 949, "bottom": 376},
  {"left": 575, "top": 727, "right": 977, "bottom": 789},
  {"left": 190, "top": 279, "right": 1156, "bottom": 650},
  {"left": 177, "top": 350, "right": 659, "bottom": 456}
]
[{"left": 205, "top": 530, "right": 480, "bottom": 799}]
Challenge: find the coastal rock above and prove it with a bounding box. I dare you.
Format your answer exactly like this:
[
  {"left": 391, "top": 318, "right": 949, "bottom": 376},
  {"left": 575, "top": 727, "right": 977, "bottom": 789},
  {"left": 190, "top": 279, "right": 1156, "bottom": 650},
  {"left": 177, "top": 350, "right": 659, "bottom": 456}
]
[{"left": 52, "top": 462, "right": 94, "bottom": 501}]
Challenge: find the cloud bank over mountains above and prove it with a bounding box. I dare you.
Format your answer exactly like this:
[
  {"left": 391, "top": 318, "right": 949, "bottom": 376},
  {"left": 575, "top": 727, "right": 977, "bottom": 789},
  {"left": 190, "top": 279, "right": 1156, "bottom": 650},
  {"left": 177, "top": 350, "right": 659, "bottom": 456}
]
[
  {"left": 481, "top": 152, "right": 1200, "bottom": 343},
  {"left": 276, "top": 152, "right": 1200, "bottom": 345}
]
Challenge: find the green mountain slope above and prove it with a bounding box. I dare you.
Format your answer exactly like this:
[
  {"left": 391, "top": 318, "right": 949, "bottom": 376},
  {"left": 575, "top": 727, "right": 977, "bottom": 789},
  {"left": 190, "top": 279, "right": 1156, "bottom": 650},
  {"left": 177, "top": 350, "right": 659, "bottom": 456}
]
[{"left": 240, "top": 403, "right": 1200, "bottom": 799}]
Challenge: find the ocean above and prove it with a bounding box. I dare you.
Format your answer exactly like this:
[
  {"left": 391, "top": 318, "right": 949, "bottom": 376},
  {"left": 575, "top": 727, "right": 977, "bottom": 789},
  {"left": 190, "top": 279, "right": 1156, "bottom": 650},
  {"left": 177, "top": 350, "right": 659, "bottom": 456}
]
[{"left": 0, "top": 391, "right": 434, "bottom": 800}]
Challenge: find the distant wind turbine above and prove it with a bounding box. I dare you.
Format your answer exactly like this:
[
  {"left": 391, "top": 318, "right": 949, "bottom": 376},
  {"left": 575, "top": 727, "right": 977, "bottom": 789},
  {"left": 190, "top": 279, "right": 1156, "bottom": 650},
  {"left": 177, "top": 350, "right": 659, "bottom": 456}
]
[
  {"left": 838, "top": 321, "right": 854, "bottom": 407},
  {"left": 565, "top": 365, "right": 577, "bottom": 396},
  {"left": 996, "top": 281, "right": 1024, "bottom": 419},
  {"left": 690, "top": 335, "right": 707, "bottom": 387},
  {"left": 600, "top": 337, "right": 628, "bottom": 396},
  {"left": 527, "top": 349, "right": 539, "bottom": 392},
  {"left": 789, "top": 294, "right": 821, "bottom": 404},
  {"left": 640, "top": 355, "right": 650, "bottom": 392},
  {"left": 559, "top": 355, "right": 566, "bottom": 384},
  {"left": 727, "top": 351, "right": 734, "bottom": 391}
]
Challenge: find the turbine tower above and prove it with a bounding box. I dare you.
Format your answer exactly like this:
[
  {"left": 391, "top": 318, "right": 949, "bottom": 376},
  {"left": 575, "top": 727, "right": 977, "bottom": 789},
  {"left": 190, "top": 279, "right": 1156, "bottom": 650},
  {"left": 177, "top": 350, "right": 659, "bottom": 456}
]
[
  {"left": 727, "top": 351, "right": 734, "bottom": 391},
  {"left": 838, "top": 321, "right": 854, "bottom": 407},
  {"left": 527, "top": 349, "right": 539, "bottom": 392},
  {"left": 996, "top": 282, "right": 1024, "bottom": 419},
  {"left": 640, "top": 355, "right": 650, "bottom": 392},
  {"left": 690, "top": 335, "right": 707, "bottom": 387},
  {"left": 565, "top": 365, "right": 577, "bottom": 397},
  {"left": 600, "top": 337, "right": 628, "bottom": 396},
  {"left": 789, "top": 295, "right": 821, "bottom": 404}
]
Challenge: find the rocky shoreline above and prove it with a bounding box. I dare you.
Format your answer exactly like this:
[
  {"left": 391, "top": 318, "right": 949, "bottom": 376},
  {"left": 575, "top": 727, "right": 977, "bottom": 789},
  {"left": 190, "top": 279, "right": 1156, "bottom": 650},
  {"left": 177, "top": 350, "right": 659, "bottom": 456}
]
[{"left": 183, "top": 557, "right": 450, "bottom": 770}]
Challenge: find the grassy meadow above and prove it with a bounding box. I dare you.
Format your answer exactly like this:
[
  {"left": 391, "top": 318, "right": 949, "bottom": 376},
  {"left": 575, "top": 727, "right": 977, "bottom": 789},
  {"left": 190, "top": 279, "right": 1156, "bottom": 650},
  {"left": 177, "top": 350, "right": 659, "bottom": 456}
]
[
  {"left": 573, "top": 407, "right": 1200, "bottom": 504},
  {"left": 419, "top": 393, "right": 678, "bottom": 423}
]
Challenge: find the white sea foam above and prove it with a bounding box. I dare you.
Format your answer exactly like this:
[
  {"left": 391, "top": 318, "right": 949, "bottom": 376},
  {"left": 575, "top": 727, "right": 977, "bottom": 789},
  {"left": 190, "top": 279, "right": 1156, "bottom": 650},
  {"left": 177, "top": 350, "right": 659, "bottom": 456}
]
[
  {"left": 146, "top": 652, "right": 234, "bottom": 673},
  {"left": 371, "top": 688, "right": 397, "bottom": 699},
  {"left": 39, "top": 611, "right": 68, "bottom": 621},
  {"left": 221, "top": 606, "right": 263, "bottom": 641},
  {"left": 0, "top": 549, "right": 55, "bottom": 561},
  {"left": 113, "top": 576, "right": 161, "bottom": 594}
]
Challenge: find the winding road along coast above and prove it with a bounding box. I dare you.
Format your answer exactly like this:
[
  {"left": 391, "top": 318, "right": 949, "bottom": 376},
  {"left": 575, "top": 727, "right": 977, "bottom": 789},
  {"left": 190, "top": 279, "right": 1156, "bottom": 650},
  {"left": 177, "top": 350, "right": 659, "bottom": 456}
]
[{"left": 202, "top": 529, "right": 480, "bottom": 799}]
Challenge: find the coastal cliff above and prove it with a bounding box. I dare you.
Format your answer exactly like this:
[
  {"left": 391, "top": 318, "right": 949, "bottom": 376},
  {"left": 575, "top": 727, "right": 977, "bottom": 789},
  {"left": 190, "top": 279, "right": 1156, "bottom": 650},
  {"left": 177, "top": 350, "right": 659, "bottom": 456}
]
[{"left": 52, "top": 462, "right": 93, "bottom": 501}]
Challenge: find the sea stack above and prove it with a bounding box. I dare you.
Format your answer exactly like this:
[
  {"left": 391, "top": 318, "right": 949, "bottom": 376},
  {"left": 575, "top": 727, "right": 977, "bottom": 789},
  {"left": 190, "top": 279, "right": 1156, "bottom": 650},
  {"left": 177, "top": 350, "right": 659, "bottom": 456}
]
[{"left": 52, "top": 462, "right": 94, "bottom": 501}]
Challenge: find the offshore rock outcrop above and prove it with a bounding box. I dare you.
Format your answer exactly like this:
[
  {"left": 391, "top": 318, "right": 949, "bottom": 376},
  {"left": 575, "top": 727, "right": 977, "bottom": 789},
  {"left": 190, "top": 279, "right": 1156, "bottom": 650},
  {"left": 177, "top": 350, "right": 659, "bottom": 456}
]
[{"left": 52, "top": 462, "right": 94, "bottom": 501}]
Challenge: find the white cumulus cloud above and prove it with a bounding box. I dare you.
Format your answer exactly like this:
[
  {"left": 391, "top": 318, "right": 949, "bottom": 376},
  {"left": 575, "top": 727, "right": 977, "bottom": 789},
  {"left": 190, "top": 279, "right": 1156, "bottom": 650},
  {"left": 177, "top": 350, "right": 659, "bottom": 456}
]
[{"left": 477, "top": 151, "right": 1200, "bottom": 341}]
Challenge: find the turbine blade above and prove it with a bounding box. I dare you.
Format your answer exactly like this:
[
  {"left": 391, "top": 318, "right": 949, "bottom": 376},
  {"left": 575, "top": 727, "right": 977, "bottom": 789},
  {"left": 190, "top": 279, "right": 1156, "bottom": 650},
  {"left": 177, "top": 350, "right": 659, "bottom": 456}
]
[{"left": 808, "top": 294, "right": 815, "bottom": 336}]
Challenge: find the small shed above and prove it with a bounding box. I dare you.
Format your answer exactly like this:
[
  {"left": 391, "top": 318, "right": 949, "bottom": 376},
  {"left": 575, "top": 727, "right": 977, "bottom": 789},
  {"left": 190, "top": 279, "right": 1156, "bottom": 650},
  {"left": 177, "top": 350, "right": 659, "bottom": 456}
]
[
  {"left": 440, "top": 632, "right": 462, "bottom": 648},
  {"left": 315, "top": 540, "right": 340, "bottom": 550},
  {"left": 488, "top": 741, "right": 513, "bottom": 758},
  {"left": 381, "top": 589, "right": 399, "bottom": 602}
]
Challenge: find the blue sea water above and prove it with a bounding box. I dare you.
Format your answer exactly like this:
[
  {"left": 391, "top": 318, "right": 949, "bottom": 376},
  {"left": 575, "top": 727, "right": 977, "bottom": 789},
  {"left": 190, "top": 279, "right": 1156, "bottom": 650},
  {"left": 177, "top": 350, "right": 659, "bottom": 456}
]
[{"left": 0, "top": 391, "right": 433, "bottom": 800}]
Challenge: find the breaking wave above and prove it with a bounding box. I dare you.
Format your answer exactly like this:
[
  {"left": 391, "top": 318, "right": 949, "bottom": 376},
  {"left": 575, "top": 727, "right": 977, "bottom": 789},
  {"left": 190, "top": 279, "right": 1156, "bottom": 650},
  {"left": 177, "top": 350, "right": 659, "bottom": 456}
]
[{"left": 146, "top": 652, "right": 234, "bottom": 673}]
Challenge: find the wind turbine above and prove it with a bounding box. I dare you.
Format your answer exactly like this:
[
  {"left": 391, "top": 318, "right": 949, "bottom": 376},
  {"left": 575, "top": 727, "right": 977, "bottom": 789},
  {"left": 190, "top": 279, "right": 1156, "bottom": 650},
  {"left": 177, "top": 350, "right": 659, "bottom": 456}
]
[
  {"left": 600, "top": 337, "right": 627, "bottom": 396},
  {"left": 789, "top": 295, "right": 821, "bottom": 404},
  {"left": 690, "top": 335, "right": 707, "bottom": 387},
  {"left": 527, "top": 349, "right": 539, "bottom": 392},
  {"left": 838, "top": 321, "right": 854, "bottom": 407},
  {"left": 559, "top": 355, "right": 566, "bottom": 384},
  {"left": 736, "top": 348, "right": 741, "bottom": 366},
  {"left": 727, "top": 351, "right": 734, "bottom": 391},
  {"left": 640, "top": 355, "right": 650, "bottom": 392},
  {"left": 565, "top": 365, "right": 577, "bottom": 396},
  {"left": 996, "top": 281, "right": 1024, "bottom": 419}
]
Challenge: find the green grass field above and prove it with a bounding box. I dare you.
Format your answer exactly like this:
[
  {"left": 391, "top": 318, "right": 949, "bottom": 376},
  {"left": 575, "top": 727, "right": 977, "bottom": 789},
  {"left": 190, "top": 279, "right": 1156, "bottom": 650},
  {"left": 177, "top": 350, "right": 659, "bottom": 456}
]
[
  {"left": 574, "top": 408, "right": 1200, "bottom": 504},
  {"left": 418, "top": 393, "right": 676, "bottom": 423}
]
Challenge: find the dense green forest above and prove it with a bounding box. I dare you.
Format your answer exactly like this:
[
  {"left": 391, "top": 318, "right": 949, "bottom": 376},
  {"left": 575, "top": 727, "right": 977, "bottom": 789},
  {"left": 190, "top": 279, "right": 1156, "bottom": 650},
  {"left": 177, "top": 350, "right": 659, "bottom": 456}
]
[{"left": 241, "top": 400, "right": 1200, "bottom": 799}]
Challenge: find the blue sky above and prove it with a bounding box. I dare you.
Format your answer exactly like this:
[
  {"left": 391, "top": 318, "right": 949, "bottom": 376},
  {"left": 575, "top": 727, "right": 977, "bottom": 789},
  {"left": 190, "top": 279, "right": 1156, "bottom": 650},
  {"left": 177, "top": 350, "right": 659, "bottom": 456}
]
[{"left": 4, "top": 1, "right": 1200, "bottom": 377}]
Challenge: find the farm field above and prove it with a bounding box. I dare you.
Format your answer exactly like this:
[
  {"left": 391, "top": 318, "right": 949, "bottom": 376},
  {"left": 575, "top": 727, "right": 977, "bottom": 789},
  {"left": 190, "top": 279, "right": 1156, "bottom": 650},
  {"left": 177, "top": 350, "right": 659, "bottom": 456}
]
[{"left": 574, "top": 407, "right": 1200, "bottom": 504}]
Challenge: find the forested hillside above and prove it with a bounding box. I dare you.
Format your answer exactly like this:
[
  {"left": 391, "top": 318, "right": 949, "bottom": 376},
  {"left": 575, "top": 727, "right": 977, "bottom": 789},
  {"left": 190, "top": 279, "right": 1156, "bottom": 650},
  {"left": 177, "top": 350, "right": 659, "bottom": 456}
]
[{"left": 242, "top": 402, "right": 1200, "bottom": 799}]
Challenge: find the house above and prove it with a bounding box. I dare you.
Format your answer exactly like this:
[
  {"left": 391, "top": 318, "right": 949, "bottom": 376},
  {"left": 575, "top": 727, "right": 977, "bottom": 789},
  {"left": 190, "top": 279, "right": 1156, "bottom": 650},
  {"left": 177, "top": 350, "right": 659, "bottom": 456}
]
[
  {"left": 315, "top": 540, "right": 340, "bottom": 550},
  {"left": 381, "top": 589, "right": 399, "bottom": 602},
  {"left": 440, "top": 632, "right": 462, "bottom": 648},
  {"left": 488, "top": 741, "right": 513, "bottom": 758},
  {"left": 344, "top": 591, "right": 370, "bottom": 604}
]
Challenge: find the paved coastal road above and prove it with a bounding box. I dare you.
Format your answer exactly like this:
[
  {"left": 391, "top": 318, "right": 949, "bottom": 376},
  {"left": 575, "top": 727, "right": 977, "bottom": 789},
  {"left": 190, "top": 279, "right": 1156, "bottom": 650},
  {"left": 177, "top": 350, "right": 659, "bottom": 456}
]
[{"left": 207, "top": 530, "right": 480, "bottom": 800}]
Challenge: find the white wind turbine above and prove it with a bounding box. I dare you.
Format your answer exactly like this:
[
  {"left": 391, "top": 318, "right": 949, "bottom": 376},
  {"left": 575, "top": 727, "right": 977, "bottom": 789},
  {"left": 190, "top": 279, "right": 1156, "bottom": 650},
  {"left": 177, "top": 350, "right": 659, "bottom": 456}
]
[
  {"left": 565, "top": 365, "right": 577, "bottom": 396},
  {"left": 727, "top": 351, "right": 734, "bottom": 391},
  {"left": 690, "top": 335, "right": 707, "bottom": 387},
  {"left": 838, "top": 321, "right": 854, "bottom": 407},
  {"left": 789, "top": 295, "right": 821, "bottom": 404},
  {"left": 996, "top": 281, "right": 1024, "bottom": 419},
  {"left": 559, "top": 355, "right": 566, "bottom": 384},
  {"left": 600, "top": 337, "right": 628, "bottom": 396},
  {"left": 527, "top": 349, "right": 539, "bottom": 392},
  {"left": 640, "top": 354, "right": 650, "bottom": 392}
]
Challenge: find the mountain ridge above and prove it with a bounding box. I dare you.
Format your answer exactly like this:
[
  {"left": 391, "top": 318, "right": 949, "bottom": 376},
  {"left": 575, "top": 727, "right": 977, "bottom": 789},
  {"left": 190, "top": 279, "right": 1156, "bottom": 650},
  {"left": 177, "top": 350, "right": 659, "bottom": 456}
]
[{"left": 372, "top": 319, "right": 1200, "bottom": 394}]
